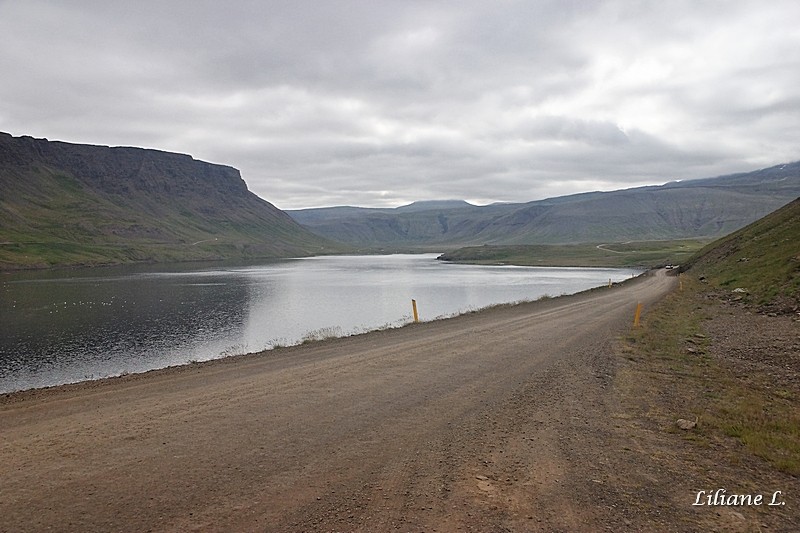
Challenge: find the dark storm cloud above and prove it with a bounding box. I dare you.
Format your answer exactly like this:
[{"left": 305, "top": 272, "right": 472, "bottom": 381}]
[{"left": 1, "top": 0, "right": 799, "bottom": 208}]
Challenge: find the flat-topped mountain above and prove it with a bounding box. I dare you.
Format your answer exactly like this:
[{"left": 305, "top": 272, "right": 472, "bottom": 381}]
[
  {"left": 0, "top": 133, "right": 342, "bottom": 268},
  {"left": 288, "top": 163, "right": 800, "bottom": 248},
  {"left": 4, "top": 130, "right": 797, "bottom": 268}
]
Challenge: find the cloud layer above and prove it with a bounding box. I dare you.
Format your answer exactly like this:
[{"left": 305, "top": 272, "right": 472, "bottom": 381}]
[{"left": 2, "top": 0, "right": 799, "bottom": 208}]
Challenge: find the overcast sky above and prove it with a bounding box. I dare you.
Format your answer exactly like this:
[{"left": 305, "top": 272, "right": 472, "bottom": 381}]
[{"left": 1, "top": 1, "right": 799, "bottom": 209}]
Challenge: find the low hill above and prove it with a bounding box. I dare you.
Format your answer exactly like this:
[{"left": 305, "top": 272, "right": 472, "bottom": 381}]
[
  {"left": 682, "top": 197, "right": 800, "bottom": 312},
  {"left": 0, "top": 133, "right": 343, "bottom": 269},
  {"left": 288, "top": 163, "right": 800, "bottom": 248}
]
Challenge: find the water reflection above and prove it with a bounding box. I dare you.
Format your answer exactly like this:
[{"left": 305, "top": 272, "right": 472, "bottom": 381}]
[
  {"left": 0, "top": 255, "right": 640, "bottom": 392},
  {"left": 1, "top": 267, "right": 254, "bottom": 391}
]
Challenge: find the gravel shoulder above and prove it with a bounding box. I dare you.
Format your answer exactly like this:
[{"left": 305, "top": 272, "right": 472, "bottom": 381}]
[
  {"left": 0, "top": 269, "right": 738, "bottom": 532},
  {"left": 610, "top": 283, "right": 800, "bottom": 533}
]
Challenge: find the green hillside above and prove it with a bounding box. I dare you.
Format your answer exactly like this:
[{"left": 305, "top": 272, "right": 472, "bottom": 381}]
[
  {"left": 619, "top": 197, "right": 800, "bottom": 482},
  {"left": 683, "top": 197, "right": 800, "bottom": 311},
  {"left": 0, "top": 133, "right": 345, "bottom": 269},
  {"left": 289, "top": 162, "right": 800, "bottom": 247},
  {"left": 437, "top": 239, "right": 709, "bottom": 268}
]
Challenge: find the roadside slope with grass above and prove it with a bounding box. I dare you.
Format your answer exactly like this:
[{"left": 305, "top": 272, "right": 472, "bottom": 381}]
[
  {"left": 612, "top": 197, "right": 800, "bottom": 531},
  {"left": 437, "top": 238, "right": 708, "bottom": 268}
]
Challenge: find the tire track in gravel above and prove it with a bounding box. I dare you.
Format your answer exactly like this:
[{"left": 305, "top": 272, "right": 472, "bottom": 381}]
[{"left": 0, "top": 270, "right": 675, "bottom": 532}]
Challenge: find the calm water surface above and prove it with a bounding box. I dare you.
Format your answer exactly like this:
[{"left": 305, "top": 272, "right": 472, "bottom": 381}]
[{"left": 0, "top": 254, "right": 641, "bottom": 393}]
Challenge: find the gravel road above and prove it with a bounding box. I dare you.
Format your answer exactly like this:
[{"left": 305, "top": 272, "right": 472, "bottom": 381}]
[{"left": 0, "top": 269, "right": 675, "bottom": 532}]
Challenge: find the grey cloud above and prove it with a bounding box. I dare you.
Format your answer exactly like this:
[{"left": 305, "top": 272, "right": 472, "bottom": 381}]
[{"left": 1, "top": 0, "right": 799, "bottom": 208}]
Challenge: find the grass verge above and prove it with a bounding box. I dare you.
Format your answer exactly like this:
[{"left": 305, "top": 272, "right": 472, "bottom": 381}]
[{"left": 620, "top": 275, "right": 800, "bottom": 475}]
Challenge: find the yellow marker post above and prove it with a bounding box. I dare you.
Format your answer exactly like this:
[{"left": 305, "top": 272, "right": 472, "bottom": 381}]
[
  {"left": 412, "top": 299, "right": 419, "bottom": 323},
  {"left": 633, "top": 302, "right": 643, "bottom": 327}
]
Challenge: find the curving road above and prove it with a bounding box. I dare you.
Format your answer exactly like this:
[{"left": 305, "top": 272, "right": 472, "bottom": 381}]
[{"left": 0, "top": 270, "right": 676, "bottom": 532}]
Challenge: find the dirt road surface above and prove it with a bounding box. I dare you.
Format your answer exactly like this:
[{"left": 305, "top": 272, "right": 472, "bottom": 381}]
[{"left": 1, "top": 270, "right": 676, "bottom": 532}]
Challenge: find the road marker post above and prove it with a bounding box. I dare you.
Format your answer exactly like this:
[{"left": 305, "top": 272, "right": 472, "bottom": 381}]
[
  {"left": 412, "top": 299, "right": 419, "bottom": 323},
  {"left": 633, "top": 302, "right": 643, "bottom": 327}
]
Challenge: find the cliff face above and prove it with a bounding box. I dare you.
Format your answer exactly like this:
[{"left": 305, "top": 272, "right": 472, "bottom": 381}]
[
  {"left": 0, "top": 134, "right": 248, "bottom": 199},
  {"left": 0, "top": 133, "right": 341, "bottom": 268}
]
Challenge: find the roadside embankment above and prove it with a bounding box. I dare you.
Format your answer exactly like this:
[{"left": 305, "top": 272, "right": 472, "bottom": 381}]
[{"left": 612, "top": 274, "right": 799, "bottom": 531}]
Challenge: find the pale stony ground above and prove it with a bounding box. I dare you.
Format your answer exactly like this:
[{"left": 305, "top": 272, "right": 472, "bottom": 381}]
[{"left": 4, "top": 270, "right": 796, "bottom": 532}]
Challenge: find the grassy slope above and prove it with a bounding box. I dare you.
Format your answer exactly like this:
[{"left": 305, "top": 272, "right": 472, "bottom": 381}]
[
  {"left": 618, "top": 198, "right": 800, "bottom": 492},
  {"left": 681, "top": 197, "right": 800, "bottom": 310},
  {"left": 0, "top": 137, "right": 346, "bottom": 269},
  {"left": 439, "top": 197, "right": 799, "bottom": 274},
  {"left": 437, "top": 239, "right": 709, "bottom": 268},
  {"left": 291, "top": 163, "right": 800, "bottom": 248},
  {"left": 474, "top": 186, "right": 789, "bottom": 245}
]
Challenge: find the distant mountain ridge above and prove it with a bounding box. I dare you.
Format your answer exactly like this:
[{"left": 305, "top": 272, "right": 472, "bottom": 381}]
[
  {"left": 288, "top": 163, "right": 800, "bottom": 247},
  {"left": 395, "top": 200, "right": 475, "bottom": 212},
  {"left": 3, "top": 130, "right": 798, "bottom": 269},
  {"left": 0, "top": 133, "right": 342, "bottom": 268}
]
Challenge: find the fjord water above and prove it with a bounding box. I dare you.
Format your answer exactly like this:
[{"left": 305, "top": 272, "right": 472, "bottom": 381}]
[{"left": 0, "top": 254, "right": 640, "bottom": 393}]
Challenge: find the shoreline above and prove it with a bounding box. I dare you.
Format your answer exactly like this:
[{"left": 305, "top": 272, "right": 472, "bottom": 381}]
[
  {"left": 1, "top": 269, "right": 652, "bottom": 402},
  {"left": 1, "top": 268, "right": 676, "bottom": 532}
]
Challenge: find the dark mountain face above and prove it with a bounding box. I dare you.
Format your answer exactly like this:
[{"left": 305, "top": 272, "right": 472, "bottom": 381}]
[
  {"left": 289, "top": 162, "right": 800, "bottom": 247},
  {"left": 0, "top": 133, "right": 341, "bottom": 268},
  {"left": 3, "top": 130, "right": 797, "bottom": 268}
]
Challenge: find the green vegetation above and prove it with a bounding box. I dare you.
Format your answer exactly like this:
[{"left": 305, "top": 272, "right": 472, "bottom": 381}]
[
  {"left": 682, "top": 197, "right": 800, "bottom": 309},
  {"left": 437, "top": 239, "right": 708, "bottom": 268},
  {"left": 0, "top": 241, "right": 268, "bottom": 269},
  {"left": 623, "top": 278, "right": 800, "bottom": 475},
  {"left": 714, "top": 388, "right": 800, "bottom": 474},
  {"left": 290, "top": 162, "right": 800, "bottom": 248},
  {"left": 0, "top": 134, "right": 346, "bottom": 269},
  {"left": 621, "top": 199, "right": 800, "bottom": 475}
]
